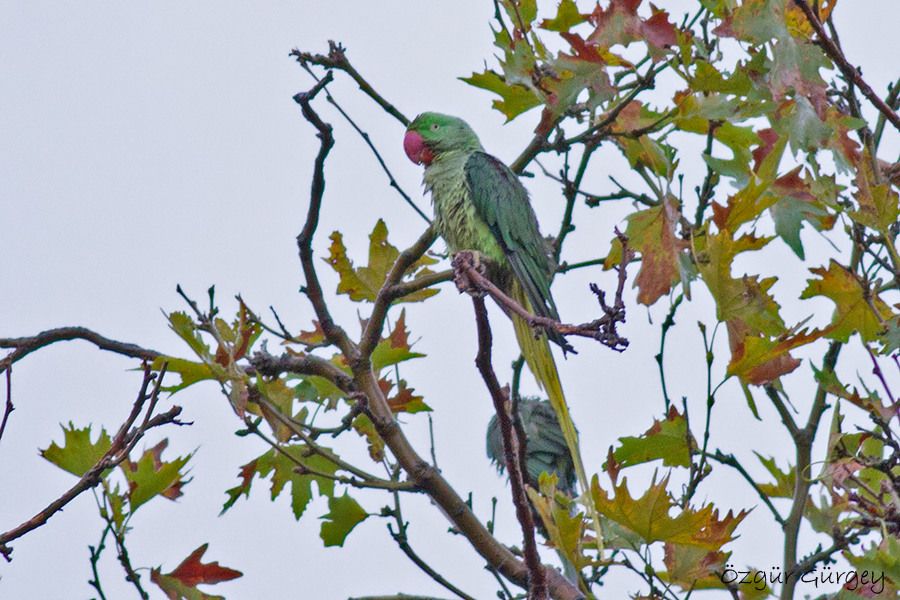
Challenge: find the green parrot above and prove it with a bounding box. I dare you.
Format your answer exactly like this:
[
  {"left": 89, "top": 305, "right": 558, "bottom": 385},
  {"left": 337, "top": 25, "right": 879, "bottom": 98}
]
[
  {"left": 486, "top": 396, "right": 576, "bottom": 496},
  {"left": 486, "top": 396, "right": 579, "bottom": 580},
  {"left": 403, "top": 112, "right": 600, "bottom": 546}
]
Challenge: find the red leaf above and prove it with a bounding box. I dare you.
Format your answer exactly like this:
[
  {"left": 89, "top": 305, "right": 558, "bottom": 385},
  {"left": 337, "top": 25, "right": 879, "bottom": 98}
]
[
  {"left": 166, "top": 544, "right": 242, "bottom": 587},
  {"left": 751, "top": 128, "right": 779, "bottom": 172}
]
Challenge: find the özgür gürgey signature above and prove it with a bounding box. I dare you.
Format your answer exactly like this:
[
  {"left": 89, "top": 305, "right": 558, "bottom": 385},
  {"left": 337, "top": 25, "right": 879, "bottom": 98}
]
[{"left": 720, "top": 564, "right": 886, "bottom": 594}]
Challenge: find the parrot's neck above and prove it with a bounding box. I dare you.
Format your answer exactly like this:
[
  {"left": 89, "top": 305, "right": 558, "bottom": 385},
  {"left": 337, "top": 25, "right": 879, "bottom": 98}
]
[{"left": 422, "top": 149, "right": 473, "bottom": 193}]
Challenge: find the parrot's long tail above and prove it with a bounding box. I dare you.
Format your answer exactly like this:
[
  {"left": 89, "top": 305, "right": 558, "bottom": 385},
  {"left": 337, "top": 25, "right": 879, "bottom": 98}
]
[{"left": 511, "top": 282, "right": 605, "bottom": 560}]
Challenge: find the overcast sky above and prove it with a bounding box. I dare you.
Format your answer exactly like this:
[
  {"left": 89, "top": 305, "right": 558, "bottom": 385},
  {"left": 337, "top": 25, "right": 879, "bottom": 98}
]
[{"left": 2, "top": 1, "right": 898, "bottom": 599}]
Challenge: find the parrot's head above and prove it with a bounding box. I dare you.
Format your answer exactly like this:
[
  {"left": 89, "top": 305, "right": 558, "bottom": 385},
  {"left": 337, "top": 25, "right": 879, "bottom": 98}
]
[{"left": 404, "top": 112, "right": 482, "bottom": 166}]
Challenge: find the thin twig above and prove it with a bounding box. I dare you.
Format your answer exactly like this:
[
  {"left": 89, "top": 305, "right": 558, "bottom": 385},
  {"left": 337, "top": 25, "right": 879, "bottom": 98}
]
[
  {"left": 765, "top": 385, "right": 799, "bottom": 438},
  {"left": 705, "top": 450, "right": 786, "bottom": 527},
  {"left": 386, "top": 490, "right": 476, "bottom": 600},
  {"left": 110, "top": 523, "right": 148, "bottom": 599},
  {"left": 291, "top": 42, "right": 409, "bottom": 126},
  {"left": 87, "top": 523, "right": 111, "bottom": 600},
  {"left": 0, "top": 367, "right": 13, "bottom": 445},
  {"left": 655, "top": 295, "right": 683, "bottom": 411},
  {"left": 296, "top": 61, "right": 430, "bottom": 224},
  {"left": 0, "top": 367, "right": 181, "bottom": 560}
]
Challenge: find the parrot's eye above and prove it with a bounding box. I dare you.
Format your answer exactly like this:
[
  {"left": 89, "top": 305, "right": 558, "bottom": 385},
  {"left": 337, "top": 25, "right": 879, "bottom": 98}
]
[{"left": 430, "top": 123, "right": 439, "bottom": 131}]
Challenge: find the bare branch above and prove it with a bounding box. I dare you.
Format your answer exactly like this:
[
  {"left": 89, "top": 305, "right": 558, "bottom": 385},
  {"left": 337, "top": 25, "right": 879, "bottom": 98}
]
[
  {"left": 248, "top": 350, "right": 355, "bottom": 389},
  {"left": 471, "top": 295, "right": 548, "bottom": 600},
  {"left": 0, "top": 327, "right": 160, "bottom": 374},
  {"left": 291, "top": 41, "right": 410, "bottom": 126},
  {"left": 293, "top": 73, "right": 358, "bottom": 359},
  {"left": 295, "top": 60, "right": 430, "bottom": 224},
  {"left": 705, "top": 450, "right": 786, "bottom": 527},
  {"left": 0, "top": 367, "right": 13, "bottom": 445},
  {"left": 451, "top": 242, "right": 632, "bottom": 353}
]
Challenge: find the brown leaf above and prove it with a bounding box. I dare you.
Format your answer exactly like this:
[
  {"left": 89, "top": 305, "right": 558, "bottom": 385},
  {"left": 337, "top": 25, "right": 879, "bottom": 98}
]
[{"left": 608, "top": 196, "right": 687, "bottom": 305}]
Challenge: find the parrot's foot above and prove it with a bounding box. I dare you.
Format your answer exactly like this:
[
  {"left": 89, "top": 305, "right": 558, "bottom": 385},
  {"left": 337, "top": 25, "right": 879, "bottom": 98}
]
[{"left": 451, "top": 250, "right": 487, "bottom": 297}]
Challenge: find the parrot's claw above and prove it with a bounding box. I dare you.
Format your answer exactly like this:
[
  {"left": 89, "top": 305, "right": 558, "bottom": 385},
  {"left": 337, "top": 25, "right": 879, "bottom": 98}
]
[{"left": 451, "top": 250, "right": 487, "bottom": 297}]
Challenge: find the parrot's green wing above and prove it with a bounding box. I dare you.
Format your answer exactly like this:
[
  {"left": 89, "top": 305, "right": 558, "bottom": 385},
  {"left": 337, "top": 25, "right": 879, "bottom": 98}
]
[{"left": 464, "top": 152, "right": 567, "bottom": 349}]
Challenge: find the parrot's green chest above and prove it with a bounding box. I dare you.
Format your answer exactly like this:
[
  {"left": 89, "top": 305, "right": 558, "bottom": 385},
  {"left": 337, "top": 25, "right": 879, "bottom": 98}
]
[{"left": 424, "top": 152, "right": 505, "bottom": 264}]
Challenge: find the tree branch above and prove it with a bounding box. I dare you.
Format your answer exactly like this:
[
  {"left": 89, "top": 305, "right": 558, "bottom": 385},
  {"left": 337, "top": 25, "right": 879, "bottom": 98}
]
[
  {"left": 0, "top": 327, "right": 160, "bottom": 374},
  {"left": 360, "top": 226, "right": 438, "bottom": 357},
  {"left": 471, "top": 295, "right": 548, "bottom": 600},
  {"left": 291, "top": 41, "right": 410, "bottom": 126},
  {"left": 780, "top": 341, "right": 842, "bottom": 600},
  {"left": 295, "top": 60, "right": 430, "bottom": 224},
  {"left": 451, "top": 243, "right": 632, "bottom": 353},
  {"left": 350, "top": 361, "right": 583, "bottom": 600},
  {"left": 791, "top": 0, "right": 900, "bottom": 131},
  {"left": 293, "top": 73, "right": 358, "bottom": 360}
]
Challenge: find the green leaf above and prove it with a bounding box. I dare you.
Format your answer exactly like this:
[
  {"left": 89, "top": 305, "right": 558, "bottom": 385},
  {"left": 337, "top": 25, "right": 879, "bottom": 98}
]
[
  {"left": 352, "top": 414, "right": 385, "bottom": 462},
  {"left": 221, "top": 445, "right": 337, "bottom": 519},
  {"left": 540, "top": 0, "right": 585, "bottom": 32},
  {"left": 459, "top": 70, "right": 542, "bottom": 121},
  {"left": 726, "top": 325, "right": 822, "bottom": 386},
  {"left": 660, "top": 542, "right": 729, "bottom": 591},
  {"left": 845, "top": 538, "right": 900, "bottom": 594},
  {"left": 850, "top": 150, "right": 900, "bottom": 233},
  {"left": 256, "top": 377, "right": 296, "bottom": 443},
  {"left": 704, "top": 122, "right": 759, "bottom": 183},
  {"left": 122, "top": 440, "right": 191, "bottom": 511},
  {"left": 319, "top": 492, "right": 369, "bottom": 547},
  {"left": 151, "top": 356, "right": 219, "bottom": 393},
  {"left": 771, "top": 192, "right": 834, "bottom": 259},
  {"left": 528, "top": 480, "right": 587, "bottom": 569},
  {"left": 753, "top": 452, "right": 795, "bottom": 498},
  {"left": 40, "top": 423, "right": 112, "bottom": 477},
  {"left": 800, "top": 260, "right": 892, "bottom": 342},
  {"left": 695, "top": 231, "right": 785, "bottom": 337},
  {"left": 592, "top": 475, "right": 748, "bottom": 550},
  {"left": 610, "top": 406, "right": 694, "bottom": 469},
  {"left": 371, "top": 310, "right": 425, "bottom": 372},
  {"left": 325, "top": 220, "right": 440, "bottom": 303},
  {"left": 167, "top": 312, "right": 210, "bottom": 358}
]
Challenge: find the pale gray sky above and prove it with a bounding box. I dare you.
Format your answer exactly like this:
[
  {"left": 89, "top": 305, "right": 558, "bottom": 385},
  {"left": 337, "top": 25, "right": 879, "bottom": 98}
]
[{"left": 2, "top": 1, "right": 898, "bottom": 599}]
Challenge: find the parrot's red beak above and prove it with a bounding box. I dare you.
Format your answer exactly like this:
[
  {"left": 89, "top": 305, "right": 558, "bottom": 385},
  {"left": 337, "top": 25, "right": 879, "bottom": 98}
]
[{"left": 404, "top": 130, "right": 434, "bottom": 166}]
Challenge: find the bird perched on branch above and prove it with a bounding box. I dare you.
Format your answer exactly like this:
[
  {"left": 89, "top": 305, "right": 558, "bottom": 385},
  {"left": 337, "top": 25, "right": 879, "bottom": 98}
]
[
  {"left": 403, "top": 113, "right": 600, "bottom": 543},
  {"left": 486, "top": 396, "right": 576, "bottom": 496}
]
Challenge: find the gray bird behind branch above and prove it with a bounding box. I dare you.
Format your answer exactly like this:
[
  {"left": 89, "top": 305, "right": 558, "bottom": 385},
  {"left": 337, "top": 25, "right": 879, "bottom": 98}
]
[{"left": 486, "top": 396, "right": 577, "bottom": 497}]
